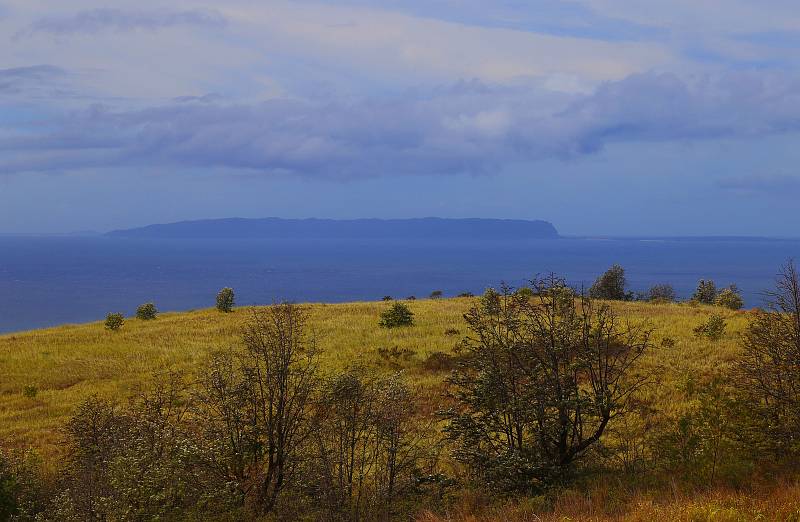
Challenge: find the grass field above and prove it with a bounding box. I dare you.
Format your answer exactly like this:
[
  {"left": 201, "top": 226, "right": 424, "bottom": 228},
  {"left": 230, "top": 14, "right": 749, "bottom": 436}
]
[{"left": 0, "top": 297, "right": 772, "bottom": 519}]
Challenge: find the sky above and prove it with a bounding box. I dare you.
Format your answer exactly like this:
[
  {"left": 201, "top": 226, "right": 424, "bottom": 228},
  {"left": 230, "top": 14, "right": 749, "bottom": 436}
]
[{"left": 1, "top": 1, "right": 800, "bottom": 236}]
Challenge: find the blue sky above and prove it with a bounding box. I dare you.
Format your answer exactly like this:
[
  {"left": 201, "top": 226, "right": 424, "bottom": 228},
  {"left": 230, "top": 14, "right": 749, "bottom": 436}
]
[{"left": 1, "top": 1, "right": 800, "bottom": 235}]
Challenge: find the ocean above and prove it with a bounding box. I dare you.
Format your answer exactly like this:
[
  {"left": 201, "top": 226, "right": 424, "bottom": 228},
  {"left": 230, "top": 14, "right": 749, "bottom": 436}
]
[{"left": 1, "top": 235, "right": 798, "bottom": 333}]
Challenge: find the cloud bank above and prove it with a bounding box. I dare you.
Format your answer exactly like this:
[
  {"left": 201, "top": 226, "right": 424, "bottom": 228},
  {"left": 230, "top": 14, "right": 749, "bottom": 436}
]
[{"left": 4, "top": 71, "right": 800, "bottom": 177}]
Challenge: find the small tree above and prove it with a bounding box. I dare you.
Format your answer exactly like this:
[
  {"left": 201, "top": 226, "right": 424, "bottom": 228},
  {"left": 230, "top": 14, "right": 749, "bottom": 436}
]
[
  {"left": 589, "top": 264, "right": 627, "bottom": 300},
  {"left": 135, "top": 302, "right": 158, "bottom": 320},
  {"left": 693, "top": 314, "right": 726, "bottom": 341},
  {"left": 736, "top": 261, "right": 800, "bottom": 454},
  {"left": 648, "top": 284, "right": 676, "bottom": 303},
  {"left": 430, "top": 290, "right": 443, "bottom": 299},
  {"left": 216, "top": 287, "right": 235, "bottom": 313},
  {"left": 692, "top": 280, "right": 717, "bottom": 304},
  {"left": 715, "top": 286, "right": 743, "bottom": 310},
  {"left": 104, "top": 313, "right": 124, "bottom": 331},
  {"left": 444, "top": 275, "right": 652, "bottom": 493},
  {"left": 379, "top": 302, "right": 414, "bottom": 328}
]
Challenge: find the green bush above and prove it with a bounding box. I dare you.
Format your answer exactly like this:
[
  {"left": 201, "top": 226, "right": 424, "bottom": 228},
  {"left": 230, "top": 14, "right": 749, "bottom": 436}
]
[
  {"left": 378, "top": 302, "right": 414, "bottom": 328},
  {"left": 22, "top": 385, "right": 37, "bottom": 398},
  {"left": 589, "top": 264, "right": 628, "bottom": 300},
  {"left": 715, "top": 286, "right": 743, "bottom": 310},
  {"left": 216, "top": 287, "right": 235, "bottom": 313},
  {"left": 104, "top": 313, "right": 124, "bottom": 331},
  {"left": 515, "top": 286, "right": 535, "bottom": 300},
  {"left": 648, "top": 284, "right": 676, "bottom": 303},
  {"left": 430, "top": 290, "right": 443, "bottom": 299},
  {"left": 135, "top": 302, "right": 158, "bottom": 320},
  {"left": 692, "top": 279, "right": 717, "bottom": 304},
  {"left": 693, "top": 314, "right": 726, "bottom": 341}
]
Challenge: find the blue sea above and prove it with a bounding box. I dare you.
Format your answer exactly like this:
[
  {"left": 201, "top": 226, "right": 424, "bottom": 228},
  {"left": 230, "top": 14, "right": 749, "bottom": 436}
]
[{"left": 1, "top": 235, "right": 798, "bottom": 333}]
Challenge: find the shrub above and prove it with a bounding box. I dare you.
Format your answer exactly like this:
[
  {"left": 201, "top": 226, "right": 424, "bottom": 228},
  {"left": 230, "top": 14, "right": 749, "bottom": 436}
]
[
  {"left": 423, "top": 351, "right": 457, "bottom": 372},
  {"left": 692, "top": 279, "right": 717, "bottom": 304},
  {"left": 648, "top": 284, "right": 676, "bottom": 303},
  {"left": 443, "top": 275, "right": 653, "bottom": 493},
  {"left": 430, "top": 290, "right": 444, "bottom": 299},
  {"left": 457, "top": 292, "right": 474, "bottom": 298},
  {"left": 589, "top": 264, "right": 628, "bottom": 300},
  {"left": 376, "top": 345, "right": 415, "bottom": 363},
  {"left": 515, "top": 286, "right": 535, "bottom": 300},
  {"left": 379, "top": 302, "right": 414, "bottom": 328},
  {"left": 382, "top": 295, "right": 393, "bottom": 301},
  {"left": 135, "top": 302, "right": 158, "bottom": 320},
  {"left": 444, "top": 328, "right": 460, "bottom": 336},
  {"left": 693, "top": 314, "right": 726, "bottom": 341},
  {"left": 22, "top": 385, "right": 37, "bottom": 398},
  {"left": 406, "top": 295, "right": 416, "bottom": 301},
  {"left": 104, "top": 313, "right": 124, "bottom": 331},
  {"left": 715, "top": 286, "right": 743, "bottom": 310},
  {"left": 216, "top": 287, "right": 235, "bottom": 313}
]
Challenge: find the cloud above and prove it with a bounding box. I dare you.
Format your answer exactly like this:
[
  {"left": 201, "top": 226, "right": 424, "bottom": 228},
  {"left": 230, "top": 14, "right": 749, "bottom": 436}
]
[
  {"left": 19, "top": 8, "right": 226, "bottom": 37},
  {"left": 3, "top": 70, "right": 800, "bottom": 178},
  {"left": 0, "top": 64, "right": 76, "bottom": 99},
  {"left": 718, "top": 173, "right": 800, "bottom": 193}
]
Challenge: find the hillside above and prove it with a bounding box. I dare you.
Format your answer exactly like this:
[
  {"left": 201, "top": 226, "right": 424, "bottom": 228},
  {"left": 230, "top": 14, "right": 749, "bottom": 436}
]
[
  {"left": 106, "top": 217, "right": 560, "bottom": 239},
  {"left": 6, "top": 297, "right": 797, "bottom": 520}
]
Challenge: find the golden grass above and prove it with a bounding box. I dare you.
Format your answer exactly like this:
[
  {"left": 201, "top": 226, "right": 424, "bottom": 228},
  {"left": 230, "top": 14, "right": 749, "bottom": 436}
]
[{"left": 0, "top": 298, "right": 748, "bottom": 456}]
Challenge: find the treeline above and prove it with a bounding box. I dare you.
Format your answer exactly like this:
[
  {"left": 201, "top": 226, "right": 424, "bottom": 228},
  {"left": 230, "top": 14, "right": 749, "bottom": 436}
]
[{"left": 2, "top": 263, "right": 800, "bottom": 521}]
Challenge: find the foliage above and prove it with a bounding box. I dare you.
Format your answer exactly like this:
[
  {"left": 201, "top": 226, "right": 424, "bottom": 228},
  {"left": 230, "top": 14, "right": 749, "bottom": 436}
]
[
  {"left": 736, "top": 261, "right": 800, "bottom": 455},
  {"left": 443, "top": 276, "right": 652, "bottom": 493},
  {"left": 589, "top": 264, "right": 628, "bottom": 301},
  {"left": 692, "top": 279, "right": 717, "bottom": 304},
  {"left": 215, "top": 287, "right": 235, "bottom": 313},
  {"left": 693, "top": 314, "right": 726, "bottom": 341},
  {"left": 648, "top": 284, "right": 676, "bottom": 303},
  {"left": 715, "top": 286, "right": 744, "bottom": 310},
  {"left": 135, "top": 302, "right": 158, "bottom": 320},
  {"left": 104, "top": 313, "right": 124, "bottom": 331},
  {"left": 430, "top": 290, "right": 444, "bottom": 299},
  {"left": 379, "top": 302, "right": 415, "bottom": 328}
]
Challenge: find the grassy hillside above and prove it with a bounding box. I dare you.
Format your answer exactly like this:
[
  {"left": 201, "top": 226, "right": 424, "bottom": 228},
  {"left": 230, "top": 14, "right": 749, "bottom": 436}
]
[{"left": 0, "top": 298, "right": 746, "bottom": 452}]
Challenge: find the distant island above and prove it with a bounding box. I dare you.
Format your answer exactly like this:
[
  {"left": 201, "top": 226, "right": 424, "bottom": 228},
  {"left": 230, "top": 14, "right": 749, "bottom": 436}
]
[{"left": 107, "top": 217, "right": 560, "bottom": 240}]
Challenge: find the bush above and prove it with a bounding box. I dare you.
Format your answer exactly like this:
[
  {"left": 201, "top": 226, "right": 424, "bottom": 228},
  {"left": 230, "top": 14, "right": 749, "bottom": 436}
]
[
  {"left": 379, "top": 302, "right": 414, "bottom": 328},
  {"left": 589, "top": 264, "right": 628, "bottom": 300},
  {"left": 693, "top": 314, "right": 726, "bottom": 341},
  {"left": 22, "top": 385, "right": 37, "bottom": 398},
  {"left": 382, "top": 295, "right": 393, "bottom": 301},
  {"left": 692, "top": 279, "right": 717, "bottom": 304},
  {"left": 515, "top": 286, "right": 535, "bottom": 300},
  {"left": 430, "top": 290, "right": 443, "bottom": 299},
  {"left": 104, "top": 313, "right": 124, "bottom": 331},
  {"left": 216, "top": 287, "right": 235, "bottom": 313},
  {"left": 648, "top": 284, "right": 676, "bottom": 303},
  {"left": 135, "top": 302, "right": 158, "bottom": 320},
  {"left": 715, "top": 286, "right": 743, "bottom": 310},
  {"left": 457, "top": 292, "right": 474, "bottom": 298}
]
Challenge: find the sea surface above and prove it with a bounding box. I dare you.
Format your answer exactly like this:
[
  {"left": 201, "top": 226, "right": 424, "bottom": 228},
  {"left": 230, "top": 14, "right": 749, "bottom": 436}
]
[{"left": 1, "top": 235, "right": 798, "bottom": 333}]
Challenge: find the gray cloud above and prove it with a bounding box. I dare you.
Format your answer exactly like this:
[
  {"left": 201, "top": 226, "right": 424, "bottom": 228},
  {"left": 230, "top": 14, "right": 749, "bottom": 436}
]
[
  {"left": 718, "top": 173, "right": 800, "bottom": 193},
  {"left": 19, "top": 8, "right": 226, "bottom": 37},
  {"left": 0, "top": 65, "right": 73, "bottom": 98},
  {"left": 3, "top": 71, "right": 800, "bottom": 177}
]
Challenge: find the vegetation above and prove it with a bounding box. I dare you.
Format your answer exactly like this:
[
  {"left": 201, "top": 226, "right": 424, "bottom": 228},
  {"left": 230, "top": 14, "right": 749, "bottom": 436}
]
[
  {"left": 693, "top": 314, "right": 727, "bottom": 341},
  {"left": 648, "top": 283, "right": 676, "bottom": 303},
  {"left": 215, "top": 287, "right": 235, "bottom": 313},
  {"left": 1, "top": 264, "right": 800, "bottom": 520},
  {"left": 135, "top": 302, "right": 158, "bottom": 320},
  {"left": 692, "top": 279, "right": 718, "bottom": 304},
  {"left": 589, "top": 264, "right": 628, "bottom": 300},
  {"left": 379, "top": 301, "right": 415, "bottom": 328},
  {"left": 103, "top": 312, "right": 124, "bottom": 331},
  {"left": 715, "top": 286, "right": 744, "bottom": 310}
]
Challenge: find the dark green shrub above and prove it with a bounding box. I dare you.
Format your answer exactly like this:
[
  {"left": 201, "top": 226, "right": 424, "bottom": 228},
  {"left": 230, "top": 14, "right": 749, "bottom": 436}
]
[
  {"left": 457, "top": 292, "right": 474, "bottom": 298},
  {"left": 694, "top": 314, "right": 726, "bottom": 341},
  {"left": 692, "top": 279, "right": 717, "bottom": 304},
  {"left": 382, "top": 295, "right": 393, "bottom": 301},
  {"left": 379, "top": 302, "right": 414, "bottom": 328},
  {"left": 104, "top": 313, "right": 124, "bottom": 331},
  {"left": 216, "top": 287, "right": 235, "bottom": 313},
  {"left": 715, "top": 286, "right": 743, "bottom": 310},
  {"left": 135, "top": 302, "right": 158, "bottom": 320},
  {"left": 406, "top": 295, "right": 416, "bottom": 300},
  {"left": 648, "top": 284, "right": 676, "bottom": 303},
  {"left": 22, "top": 385, "right": 37, "bottom": 398},
  {"left": 444, "top": 328, "right": 460, "bottom": 336},
  {"left": 514, "top": 287, "right": 535, "bottom": 300},
  {"left": 589, "top": 264, "right": 627, "bottom": 300},
  {"left": 430, "top": 290, "right": 443, "bottom": 299}
]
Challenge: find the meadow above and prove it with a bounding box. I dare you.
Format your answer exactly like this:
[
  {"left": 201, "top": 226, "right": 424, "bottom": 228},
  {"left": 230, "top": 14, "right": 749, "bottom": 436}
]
[{"left": 5, "top": 295, "right": 796, "bottom": 521}]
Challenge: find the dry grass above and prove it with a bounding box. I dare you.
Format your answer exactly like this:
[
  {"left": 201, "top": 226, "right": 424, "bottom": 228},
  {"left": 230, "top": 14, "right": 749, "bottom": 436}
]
[{"left": 0, "top": 297, "right": 768, "bottom": 519}]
